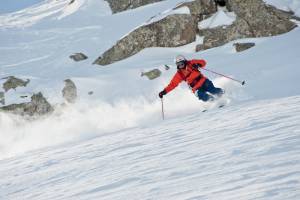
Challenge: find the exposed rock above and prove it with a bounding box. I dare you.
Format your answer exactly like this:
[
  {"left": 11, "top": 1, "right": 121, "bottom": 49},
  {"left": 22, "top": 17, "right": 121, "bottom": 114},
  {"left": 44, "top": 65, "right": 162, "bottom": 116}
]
[
  {"left": 195, "top": 43, "right": 204, "bottom": 52},
  {"left": 141, "top": 69, "right": 162, "bottom": 80},
  {"left": 105, "top": 0, "right": 164, "bottom": 13},
  {"left": 198, "top": 0, "right": 296, "bottom": 50},
  {"left": 175, "top": 0, "right": 217, "bottom": 21},
  {"left": 0, "top": 92, "right": 4, "bottom": 105},
  {"left": 227, "top": 0, "right": 296, "bottom": 37},
  {"left": 94, "top": 14, "right": 197, "bottom": 65},
  {"left": 88, "top": 91, "right": 94, "bottom": 95},
  {"left": 96, "top": 0, "right": 296, "bottom": 64},
  {"left": 199, "top": 18, "right": 253, "bottom": 50},
  {"left": 62, "top": 79, "right": 77, "bottom": 104},
  {"left": 2, "top": 76, "right": 30, "bottom": 92},
  {"left": 0, "top": 92, "right": 53, "bottom": 116},
  {"left": 69, "top": 53, "right": 88, "bottom": 62},
  {"left": 234, "top": 42, "right": 255, "bottom": 52}
]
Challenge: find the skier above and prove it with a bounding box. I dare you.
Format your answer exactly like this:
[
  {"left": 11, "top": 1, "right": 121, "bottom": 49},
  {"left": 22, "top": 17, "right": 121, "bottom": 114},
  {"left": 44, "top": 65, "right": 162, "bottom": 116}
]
[{"left": 159, "top": 55, "right": 224, "bottom": 102}]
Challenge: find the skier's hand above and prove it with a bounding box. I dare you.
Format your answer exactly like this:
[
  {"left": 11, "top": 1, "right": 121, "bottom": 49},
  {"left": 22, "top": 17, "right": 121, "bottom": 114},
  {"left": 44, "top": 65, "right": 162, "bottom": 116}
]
[
  {"left": 192, "top": 63, "right": 202, "bottom": 69},
  {"left": 159, "top": 90, "right": 167, "bottom": 98}
]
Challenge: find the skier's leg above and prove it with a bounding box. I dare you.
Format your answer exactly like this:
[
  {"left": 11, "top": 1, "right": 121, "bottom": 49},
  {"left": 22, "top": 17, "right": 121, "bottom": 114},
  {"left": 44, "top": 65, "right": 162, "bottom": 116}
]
[
  {"left": 203, "top": 79, "right": 224, "bottom": 97},
  {"left": 196, "top": 88, "right": 214, "bottom": 102}
]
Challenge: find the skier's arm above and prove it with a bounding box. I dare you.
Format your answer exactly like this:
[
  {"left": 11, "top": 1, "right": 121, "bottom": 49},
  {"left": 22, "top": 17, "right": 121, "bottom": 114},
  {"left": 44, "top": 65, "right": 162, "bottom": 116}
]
[
  {"left": 190, "top": 59, "right": 207, "bottom": 69},
  {"left": 164, "top": 72, "right": 183, "bottom": 94}
]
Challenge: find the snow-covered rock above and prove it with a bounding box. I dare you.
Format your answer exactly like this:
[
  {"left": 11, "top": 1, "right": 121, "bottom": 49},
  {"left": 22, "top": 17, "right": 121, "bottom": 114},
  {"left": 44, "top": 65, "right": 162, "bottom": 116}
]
[
  {"left": 264, "top": 0, "right": 300, "bottom": 17},
  {"left": 198, "top": 8, "right": 236, "bottom": 29},
  {"left": 93, "top": 13, "right": 197, "bottom": 65},
  {"left": 197, "top": 0, "right": 296, "bottom": 51}
]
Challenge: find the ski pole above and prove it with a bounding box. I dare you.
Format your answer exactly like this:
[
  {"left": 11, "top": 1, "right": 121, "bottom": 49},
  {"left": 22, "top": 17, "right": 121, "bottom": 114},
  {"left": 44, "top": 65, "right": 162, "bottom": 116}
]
[
  {"left": 201, "top": 68, "right": 246, "bottom": 85},
  {"left": 164, "top": 64, "right": 245, "bottom": 85},
  {"left": 161, "top": 98, "right": 165, "bottom": 120}
]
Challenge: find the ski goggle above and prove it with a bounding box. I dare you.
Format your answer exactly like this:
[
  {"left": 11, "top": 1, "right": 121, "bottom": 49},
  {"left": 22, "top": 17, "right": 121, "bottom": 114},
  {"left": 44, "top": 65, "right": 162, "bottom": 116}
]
[{"left": 176, "top": 60, "right": 186, "bottom": 69}]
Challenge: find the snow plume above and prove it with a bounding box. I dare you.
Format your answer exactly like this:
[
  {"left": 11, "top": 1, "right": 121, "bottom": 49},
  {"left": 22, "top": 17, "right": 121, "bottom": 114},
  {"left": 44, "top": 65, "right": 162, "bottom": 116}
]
[
  {"left": 0, "top": 78, "right": 240, "bottom": 159},
  {"left": 0, "top": 97, "right": 159, "bottom": 159}
]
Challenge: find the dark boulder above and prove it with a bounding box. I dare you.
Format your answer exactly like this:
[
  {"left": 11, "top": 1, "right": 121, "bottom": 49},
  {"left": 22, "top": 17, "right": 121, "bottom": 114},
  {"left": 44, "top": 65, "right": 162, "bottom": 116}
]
[
  {"left": 141, "top": 69, "right": 162, "bottom": 80},
  {"left": 69, "top": 53, "right": 88, "bottom": 62},
  {"left": 2, "top": 76, "right": 30, "bottom": 92},
  {"left": 62, "top": 79, "right": 77, "bottom": 104},
  {"left": 0, "top": 92, "right": 53, "bottom": 117},
  {"left": 234, "top": 42, "right": 255, "bottom": 52}
]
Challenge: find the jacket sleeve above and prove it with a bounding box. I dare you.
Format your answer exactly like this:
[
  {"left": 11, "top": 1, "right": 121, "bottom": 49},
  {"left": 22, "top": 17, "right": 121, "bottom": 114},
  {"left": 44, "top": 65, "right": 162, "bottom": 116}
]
[
  {"left": 190, "top": 59, "right": 207, "bottom": 69},
  {"left": 164, "top": 72, "right": 184, "bottom": 93}
]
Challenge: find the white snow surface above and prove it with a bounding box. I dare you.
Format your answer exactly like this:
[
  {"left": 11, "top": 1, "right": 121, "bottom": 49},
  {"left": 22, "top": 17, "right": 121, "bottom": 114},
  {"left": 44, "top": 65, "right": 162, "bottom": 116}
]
[
  {"left": 264, "top": 0, "right": 300, "bottom": 17},
  {"left": 199, "top": 7, "right": 236, "bottom": 29},
  {"left": 0, "top": 0, "right": 300, "bottom": 199},
  {"left": 57, "top": 0, "right": 86, "bottom": 20},
  {"left": 0, "top": 0, "right": 71, "bottom": 28},
  {"left": 144, "top": 6, "right": 190, "bottom": 25},
  {"left": 1, "top": 96, "right": 300, "bottom": 200}
]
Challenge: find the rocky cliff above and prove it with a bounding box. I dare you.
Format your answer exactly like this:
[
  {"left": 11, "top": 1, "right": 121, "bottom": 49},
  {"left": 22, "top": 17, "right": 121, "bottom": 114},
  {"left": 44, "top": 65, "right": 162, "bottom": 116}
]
[{"left": 95, "top": 0, "right": 296, "bottom": 65}]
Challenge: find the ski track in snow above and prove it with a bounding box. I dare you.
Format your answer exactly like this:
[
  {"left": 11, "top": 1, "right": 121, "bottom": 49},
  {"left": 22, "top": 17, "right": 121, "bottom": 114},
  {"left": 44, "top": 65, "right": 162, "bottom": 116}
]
[
  {"left": 1, "top": 55, "right": 51, "bottom": 68},
  {"left": 0, "top": 96, "right": 300, "bottom": 200}
]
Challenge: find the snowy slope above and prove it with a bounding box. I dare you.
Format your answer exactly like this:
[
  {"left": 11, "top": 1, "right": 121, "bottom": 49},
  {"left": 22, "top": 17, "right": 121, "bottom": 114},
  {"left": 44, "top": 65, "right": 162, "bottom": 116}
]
[
  {"left": 0, "top": 0, "right": 44, "bottom": 14},
  {"left": 1, "top": 96, "right": 300, "bottom": 200},
  {"left": 0, "top": 0, "right": 300, "bottom": 199}
]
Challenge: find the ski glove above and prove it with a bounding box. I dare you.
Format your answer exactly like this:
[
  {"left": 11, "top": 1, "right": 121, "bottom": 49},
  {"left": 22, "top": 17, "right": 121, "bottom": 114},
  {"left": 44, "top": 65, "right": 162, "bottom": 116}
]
[
  {"left": 159, "top": 90, "right": 167, "bottom": 98},
  {"left": 192, "top": 63, "right": 202, "bottom": 69}
]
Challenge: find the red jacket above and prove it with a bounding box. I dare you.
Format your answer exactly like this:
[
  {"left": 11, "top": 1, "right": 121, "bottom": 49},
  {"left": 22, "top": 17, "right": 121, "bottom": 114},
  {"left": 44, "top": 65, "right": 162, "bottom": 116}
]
[{"left": 164, "top": 59, "right": 207, "bottom": 93}]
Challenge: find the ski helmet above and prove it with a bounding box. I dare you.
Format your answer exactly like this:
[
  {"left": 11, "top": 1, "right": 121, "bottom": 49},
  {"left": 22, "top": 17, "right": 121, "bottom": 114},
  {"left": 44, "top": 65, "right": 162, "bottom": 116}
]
[{"left": 175, "top": 55, "right": 187, "bottom": 69}]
